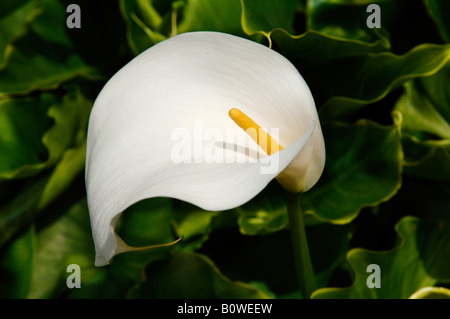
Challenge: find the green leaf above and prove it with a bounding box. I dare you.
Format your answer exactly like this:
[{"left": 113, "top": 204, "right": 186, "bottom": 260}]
[
  {"left": 401, "top": 136, "right": 450, "bottom": 182},
  {"left": 119, "top": 0, "right": 166, "bottom": 55},
  {"left": 37, "top": 88, "right": 92, "bottom": 209},
  {"left": 420, "top": 62, "right": 450, "bottom": 125},
  {"left": 409, "top": 287, "right": 450, "bottom": 299},
  {"left": 37, "top": 141, "right": 87, "bottom": 210},
  {"left": 394, "top": 62, "right": 450, "bottom": 181},
  {"left": 395, "top": 82, "right": 450, "bottom": 140},
  {"left": 68, "top": 197, "right": 178, "bottom": 298},
  {"left": 0, "top": 0, "right": 101, "bottom": 96},
  {"left": 0, "top": 176, "right": 49, "bottom": 248},
  {"left": 268, "top": 28, "right": 449, "bottom": 120},
  {"left": 302, "top": 118, "right": 403, "bottom": 224},
  {"left": 236, "top": 181, "right": 288, "bottom": 235},
  {"left": 272, "top": 28, "right": 388, "bottom": 67},
  {"left": 0, "top": 227, "right": 34, "bottom": 298},
  {"left": 312, "top": 217, "right": 450, "bottom": 299},
  {"left": 306, "top": 0, "right": 389, "bottom": 46},
  {"left": 112, "top": 198, "right": 178, "bottom": 277},
  {"left": 425, "top": 0, "right": 450, "bottom": 43},
  {"left": 0, "top": 89, "right": 92, "bottom": 247},
  {"left": 172, "top": 200, "right": 220, "bottom": 251},
  {"left": 241, "top": 0, "right": 299, "bottom": 39},
  {"left": 128, "top": 252, "right": 270, "bottom": 298},
  {"left": 42, "top": 88, "right": 91, "bottom": 164},
  {"left": 0, "top": 88, "right": 91, "bottom": 181},
  {"left": 177, "top": 0, "right": 245, "bottom": 37},
  {"left": 30, "top": 197, "right": 175, "bottom": 299},
  {"left": 0, "top": 0, "right": 41, "bottom": 67},
  {"left": 117, "top": 198, "right": 175, "bottom": 250},
  {"left": 28, "top": 199, "right": 97, "bottom": 298},
  {"left": 235, "top": 181, "right": 327, "bottom": 236},
  {"left": 317, "top": 43, "right": 450, "bottom": 120},
  {"left": 308, "top": 0, "right": 443, "bottom": 53},
  {"left": 0, "top": 94, "right": 54, "bottom": 180}
]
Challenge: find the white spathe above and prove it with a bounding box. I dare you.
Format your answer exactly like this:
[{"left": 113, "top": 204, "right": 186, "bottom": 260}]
[{"left": 86, "top": 31, "right": 325, "bottom": 266}]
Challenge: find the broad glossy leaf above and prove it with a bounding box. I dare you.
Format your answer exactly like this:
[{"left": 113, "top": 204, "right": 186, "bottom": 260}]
[
  {"left": 37, "top": 141, "right": 87, "bottom": 210},
  {"left": 120, "top": 0, "right": 247, "bottom": 54},
  {"left": 235, "top": 181, "right": 288, "bottom": 235},
  {"left": 112, "top": 198, "right": 178, "bottom": 278},
  {"left": 395, "top": 81, "right": 450, "bottom": 140},
  {"left": 307, "top": 0, "right": 389, "bottom": 46},
  {"left": 308, "top": 0, "right": 443, "bottom": 53},
  {"left": 29, "top": 197, "right": 178, "bottom": 299},
  {"left": 0, "top": 227, "right": 34, "bottom": 298},
  {"left": 172, "top": 200, "right": 220, "bottom": 251},
  {"left": 0, "top": 95, "right": 54, "bottom": 180},
  {"left": 116, "top": 198, "right": 175, "bottom": 249},
  {"left": 43, "top": 89, "right": 91, "bottom": 164},
  {"left": 37, "top": 88, "right": 92, "bottom": 209},
  {"left": 0, "top": 0, "right": 101, "bottom": 96},
  {"left": 0, "top": 89, "right": 92, "bottom": 246},
  {"left": 410, "top": 287, "right": 450, "bottom": 299},
  {"left": 268, "top": 26, "right": 449, "bottom": 121},
  {"left": 68, "top": 197, "right": 178, "bottom": 298},
  {"left": 119, "top": 0, "right": 166, "bottom": 55},
  {"left": 419, "top": 62, "right": 450, "bottom": 129},
  {"left": 317, "top": 44, "right": 450, "bottom": 120},
  {"left": 235, "top": 181, "right": 328, "bottom": 236},
  {"left": 28, "top": 200, "right": 97, "bottom": 298},
  {"left": 402, "top": 136, "right": 450, "bottom": 182},
  {"left": 0, "top": 89, "right": 91, "bottom": 181},
  {"left": 271, "top": 29, "right": 387, "bottom": 67},
  {"left": 128, "top": 252, "right": 270, "bottom": 298},
  {"left": 241, "top": 0, "right": 299, "bottom": 38},
  {"left": 302, "top": 118, "right": 402, "bottom": 224},
  {"left": 0, "top": 0, "right": 41, "bottom": 67},
  {"left": 0, "top": 176, "right": 49, "bottom": 248},
  {"left": 177, "top": 0, "right": 245, "bottom": 37},
  {"left": 395, "top": 62, "right": 450, "bottom": 181},
  {"left": 312, "top": 217, "right": 450, "bottom": 299},
  {"left": 425, "top": 0, "right": 450, "bottom": 43}
]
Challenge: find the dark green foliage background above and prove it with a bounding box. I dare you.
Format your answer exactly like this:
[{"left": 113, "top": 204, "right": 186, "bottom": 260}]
[{"left": 0, "top": 0, "right": 449, "bottom": 299}]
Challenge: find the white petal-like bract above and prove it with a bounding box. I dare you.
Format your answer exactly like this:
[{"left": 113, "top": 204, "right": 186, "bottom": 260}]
[{"left": 86, "top": 32, "right": 325, "bottom": 266}]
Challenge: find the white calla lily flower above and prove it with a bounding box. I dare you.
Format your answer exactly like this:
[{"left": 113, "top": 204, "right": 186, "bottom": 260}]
[{"left": 86, "top": 31, "right": 325, "bottom": 266}]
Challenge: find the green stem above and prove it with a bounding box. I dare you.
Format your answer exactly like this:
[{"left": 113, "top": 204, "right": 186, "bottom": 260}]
[{"left": 286, "top": 191, "right": 316, "bottom": 299}]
